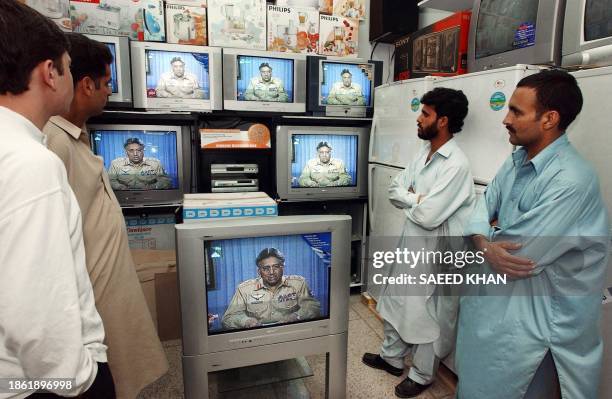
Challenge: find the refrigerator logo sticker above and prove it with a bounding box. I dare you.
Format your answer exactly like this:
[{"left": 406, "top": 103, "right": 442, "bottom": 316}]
[
  {"left": 490, "top": 92, "right": 506, "bottom": 111},
  {"left": 513, "top": 22, "right": 536, "bottom": 49},
  {"left": 411, "top": 98, "right": 420, "bottom": 112}
]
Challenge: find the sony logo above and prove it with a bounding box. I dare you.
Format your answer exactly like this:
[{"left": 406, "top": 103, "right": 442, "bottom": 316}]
[{"left": 269, "top": 6, "right": 291, "bottom": 13}]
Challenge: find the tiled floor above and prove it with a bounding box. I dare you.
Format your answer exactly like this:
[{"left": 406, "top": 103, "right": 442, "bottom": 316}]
[{"left": 138, "top": 294, "right": 456, "bottom": 399}]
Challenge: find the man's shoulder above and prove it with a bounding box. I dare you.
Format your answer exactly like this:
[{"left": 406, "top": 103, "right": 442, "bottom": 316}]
[
  {"left": 551, "top": 146, "right": 599, "bottom": 190},
  {"left": 330, "top": 158, "right": 345, "bottom": 166},
  {"left": 284, "top": 275, "right": 306, "bottom": 286},
  {"left": 237, "top": 278, "right": 259, "bottom": 289},
  {"left": 110, "top": 157, "right": 128, "bottom": 167},
  {"left": 143, "top": 157, "right": 162, "bottom": 167},
  {"left": 306, "top": 158, "right": 320, "bottom": 167},
  {"left": 271, "top": 77, "right": 284, "bottom": 85}
]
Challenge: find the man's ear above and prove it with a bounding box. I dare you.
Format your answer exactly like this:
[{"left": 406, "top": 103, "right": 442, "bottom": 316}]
[
  {"left": 79, "top": 76, "right": 96, "bottom": 96},
  {"left": 39, "top": 60, "right": 57, "bottom": 90},
  {"left": 541, "top": 110, "right": 561, "bottom": 131},
  {"left": 437, "top": 115, "right": 449, "bottom": 129}
]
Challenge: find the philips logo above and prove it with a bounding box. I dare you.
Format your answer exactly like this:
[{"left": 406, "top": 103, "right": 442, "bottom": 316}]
[
  {"left": 269, "top": 6, "right": 291, "bottom": 12},
  {"left": 321, "top": 15, "right": 337, "bottom": 21}
]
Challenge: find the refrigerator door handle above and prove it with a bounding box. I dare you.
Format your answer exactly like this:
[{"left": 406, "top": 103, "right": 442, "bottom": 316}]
[
  {"left": 368, "top": 164, "right": 376, "bottom": 231},
  {"left": 368, "top": 118, "right": 377, "bottom": 162}
]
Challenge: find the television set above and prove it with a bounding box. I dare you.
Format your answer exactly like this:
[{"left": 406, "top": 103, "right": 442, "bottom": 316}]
[
  {"left": 130, "top": 41, "right": 222, "bottom": 112},
  {"left": 88, "top": 123, "right": 191, "bottom": 207},
  {"left": 467, "top": 0, "right": 566, "bottom": 72},
  {"left": 562, "top": 0, "right": 612, "bottom": 67},
  {"left": 223, "top": 48, "right": 307, "bottom": 113},
  {"left": 276, "top": 125, "right": 369, "bottom": 201},
  {"left": 85, "top": 34, "right": 132, "bottom": 109},
  {"left": 307, "top": 56, "right": 382, "bottom": 117},
  {"left": 176, "top": 215, "right": 350, "bottom": 398}
]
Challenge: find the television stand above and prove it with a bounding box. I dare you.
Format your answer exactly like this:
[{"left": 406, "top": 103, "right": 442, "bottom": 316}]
[{"left": 182, "top": 332, "right": 348, "bottom": 399}]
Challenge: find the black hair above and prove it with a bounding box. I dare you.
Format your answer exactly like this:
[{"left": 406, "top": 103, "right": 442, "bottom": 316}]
[
  {"left": 170, "top": 56, "right": 185, "bottom": 65},
  {"left": 516, "top": 69, "right": 583, "bottom": 131},
  {"left": 124, "top": 138, "right": 144, "bottom": 148},
  {"left": 341, "top": 69, "right": 352, "bottom": 76},
  {"left": 259, "top": 62, "right": 271, "bottom": 70},
  {"left": 420, "top": 87, "right": 469, "bottom": 134},
  {"left": 0, "top": 0, "right": 70, "bottom": 95},
  {"left": 256, "top": 248, "right": 285, "bottom": 266},
  {"left": 65, "top": 33, "right": 113, "bottom": 89},
  {"left": 317, "top": 141, "right": 331, "bottom": 151}
]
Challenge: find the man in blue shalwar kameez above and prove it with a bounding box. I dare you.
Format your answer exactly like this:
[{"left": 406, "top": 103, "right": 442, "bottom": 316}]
[{"left": 457, "top": 69, "right": 610, "bottom": 399}]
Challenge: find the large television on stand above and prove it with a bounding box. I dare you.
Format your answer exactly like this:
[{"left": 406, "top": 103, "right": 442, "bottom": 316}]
[
  {"left": 467, "top": 0, "right": 566, "bottom": 72},
  {"left": 176, "top": 215, "right": 351, "bottom": 398}
]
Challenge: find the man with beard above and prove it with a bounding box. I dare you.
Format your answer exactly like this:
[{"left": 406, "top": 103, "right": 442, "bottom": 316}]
[
  {"left": 457, "top": 70, "right": 609, "bottom": 399},
  {"left": 222, "top": 248, "right": 321, "bottom": 329},
  {"left": 362, "top": 87, "right": 475, "bottom": 398},
  {"left": 43, "top": 33, "right": 169, "bottom": 399}
]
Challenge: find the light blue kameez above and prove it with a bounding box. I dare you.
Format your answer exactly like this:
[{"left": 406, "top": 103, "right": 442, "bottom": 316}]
[{"left": 457, "top": 135, "right": 610, "bottom": 399}]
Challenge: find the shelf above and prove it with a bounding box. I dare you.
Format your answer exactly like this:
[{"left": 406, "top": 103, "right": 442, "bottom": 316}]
[
  {"left": 350, "top": 282, "right": 364, "bottom": 288},
  {"left": 417, "top": 0, "right": 473, "bottom": 12}
]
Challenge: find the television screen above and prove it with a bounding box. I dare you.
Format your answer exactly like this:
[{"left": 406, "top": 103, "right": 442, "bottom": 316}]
[
  {"left": 91, "top": 129, "right": 179, "bottom": 191},
  {"left": 236, "top": 55, "right": 294, "bottom": 103},
  {"left": 290, "top": 133, "right": 358, "bottom": 188},
  {"left": 205, "top": 232, "right": 331, "bottom": 334},
  {"left": 584, "top": 0, "right": 612, "bottom": 42},
  {"left": 105, "top": 43, "right": 119, "bottom": 94},
  {"left": 475, "top": 0, "right": 539, "bottom": 59},
  {"left": 144, "top": 49, "right": 210, "bottom": 100},
  {"left": 319, "top": 61, "right": 373, "bottom": 107}
]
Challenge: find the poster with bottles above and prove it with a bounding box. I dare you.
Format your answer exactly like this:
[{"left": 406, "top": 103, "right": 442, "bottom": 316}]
[
  {"left": 208, "top": 0, "right": 266, "bottom": 50},
  {"left": 165, "top": 1, "right": 207, "bottom": 45},
  {"left": 332, "top": 0, "right": 365, "bottom": 20},
  {"left": 21, "top": 0, "right": 72, "bottom": 31},
  {"left": 267, "top": 5, "right": 319, "bottom": 54},
  {"left": 318, "top": 14, "right": 358, "bottom": 58}
]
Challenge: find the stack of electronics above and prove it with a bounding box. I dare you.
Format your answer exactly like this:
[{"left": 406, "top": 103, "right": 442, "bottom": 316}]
[{"left": 210, "top": 163, "right": 259, "bottom": 193}]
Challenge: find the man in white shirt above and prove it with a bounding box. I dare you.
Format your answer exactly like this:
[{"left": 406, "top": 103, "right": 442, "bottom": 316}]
[
  {"left": 0, "top": 2, "right": 111, "bottom": 398},
  {"left": 362, "top": 87, "right": 474, "bottom": 398}
]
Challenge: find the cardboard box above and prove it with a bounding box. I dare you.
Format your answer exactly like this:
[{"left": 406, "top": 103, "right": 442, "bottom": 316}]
[
  {"left": 319, "top": 0, "right": 332, "bottom": 14},
  {"left": 267, "top": 5, "right": 318, "bottom": 54},
  {"left": 200, "top": 124, "right": 271, "bottom": 149},
  {"left": 125, "top": 214, "right": 176, "bottom": 250},
  {"left": 318, "top": 14, "right": 358, "bottom": 58},
  {"left": 408, "top": 10, "right": 472, "bottom": 78},
  {"left": 69, "top": 0, "right": 166, "bottom": 41},
  {"left": 21, "top": 0, "right": 72, "bottom": 31},
  {"left": 332, "top": 0, "right": 365, "bottom": 20},
  {"left": 394, "top": 34, "right": 411, "bottom": 81},
  {"left": 165, "top": 1, "right": 207, "bottom": 45},
  {"left": 207, "top": 0, "right": 266, "bottom": 50},
  {"left": 183, "top": 192, "right": 277, "bottom": 222},
  {"left": 276, "top": 0, "right": 319, "bottom": 7},
  {"left": 132, "top": 249, "right": 180, "bottom": 341}
]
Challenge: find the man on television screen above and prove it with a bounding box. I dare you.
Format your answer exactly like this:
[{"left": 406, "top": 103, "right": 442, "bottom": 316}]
[
  {"left": 155, "top": 56, "right": 204, "bottom": 99},
  {"left": 222, "top": 248, "right": 321, "bottom": 329},
  {"left": 326, "top": 69, "right": 366, "bottom": 106},
  {"left": 244, "top": 62, "right": 289, "bottom": 102},
  {"left": 108, "top": 138, "right": 172, "bottom": 190},
  {"left": 298, "top": 141, "right": 352, "bottom": 187}
]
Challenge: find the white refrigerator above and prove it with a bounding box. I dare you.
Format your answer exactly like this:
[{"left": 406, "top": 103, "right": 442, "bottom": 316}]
[
  {"left": 367, "top": 78, "right": 435, "bottom": 300},
  {"left": 568, "top": 66, "right": 612, "bottom": 399},
  {"left": 431, "top": 65, "right": 545, "bottom": 184}
]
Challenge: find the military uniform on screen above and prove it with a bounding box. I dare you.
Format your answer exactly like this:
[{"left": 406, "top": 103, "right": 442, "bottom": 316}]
[
  {"left": 155, "top": 72, "right": 203, "bottom": 99},
  {"left": 221, "top": 276, "right": 321, "bottom": 329},
  {"left": 298, "top": 158, "right": 352, "bottom": 187},
  {"left": 108, "top": 157, "right": 172, "bottom": 190},
  {"left": 244, "top": 77, "right": 289, "bottom": 102},
  {"left": 326, "top": 82, "right": 366, "bottom": 106}
]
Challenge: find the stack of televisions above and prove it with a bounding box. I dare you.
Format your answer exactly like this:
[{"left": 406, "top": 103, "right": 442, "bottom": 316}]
[
  {"left": 394, "top": 0, "right": 612, "bottom": 81},
  {"left": 85, "top": 30, "right": 381, "bottom": 209}
]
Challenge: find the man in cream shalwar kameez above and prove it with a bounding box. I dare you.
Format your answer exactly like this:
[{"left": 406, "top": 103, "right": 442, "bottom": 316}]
[
  {"left": 43, "top": 33, "right": 168, "bottom": 399},
  {"left": 363, "top": 87, "right": 475, "bottom": 398}
]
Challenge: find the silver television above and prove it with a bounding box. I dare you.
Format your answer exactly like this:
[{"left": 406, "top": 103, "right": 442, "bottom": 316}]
[
  {"left": 223, "top": 48, "right": 307, "bottom": 113},
  {"left": 276, "top": 125, "right": 370, "bottom": 201},
  {"left": 88, "top": 123, "right": 191, "bottom": 207},
  {"left": 130, "top": 41, "right": 223, "bottom": 112},
  {"left": 562, "top": 0, "right": 612, "bottom": 67},
  {"left": 85, "top": 34, "right": 132, "bottom": 109},
  {"left": 176, "top": 214, "right": 350, "bottom": 355},
  {"left": 468, "top": 0, "right": 566, "bottom": 72}
]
